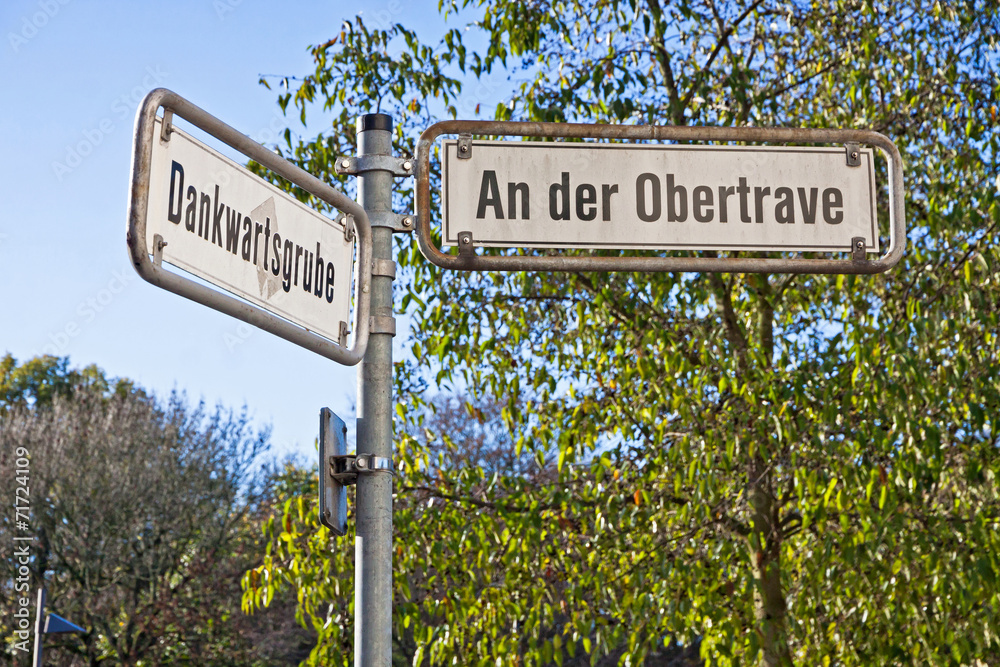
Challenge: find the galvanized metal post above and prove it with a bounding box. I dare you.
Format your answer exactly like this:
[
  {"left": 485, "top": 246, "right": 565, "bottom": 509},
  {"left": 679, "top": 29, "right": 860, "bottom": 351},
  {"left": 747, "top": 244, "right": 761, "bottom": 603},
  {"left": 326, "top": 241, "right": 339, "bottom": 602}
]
[
  {"left": 354, "top": 113, "right": 395, "bottom": 667},
  {"left": 32, "top": 588, "right": 45, "bottom": 667}
]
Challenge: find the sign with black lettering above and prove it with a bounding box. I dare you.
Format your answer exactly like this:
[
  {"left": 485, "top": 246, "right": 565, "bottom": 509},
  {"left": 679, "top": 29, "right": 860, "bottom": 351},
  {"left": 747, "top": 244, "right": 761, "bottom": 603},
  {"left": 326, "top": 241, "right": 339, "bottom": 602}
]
[
  {"left": 442, "top": 140, "right": 879, "bottom": 254},
  {"left": 146, "top": 118, "right": 354, "bottom": 341}
]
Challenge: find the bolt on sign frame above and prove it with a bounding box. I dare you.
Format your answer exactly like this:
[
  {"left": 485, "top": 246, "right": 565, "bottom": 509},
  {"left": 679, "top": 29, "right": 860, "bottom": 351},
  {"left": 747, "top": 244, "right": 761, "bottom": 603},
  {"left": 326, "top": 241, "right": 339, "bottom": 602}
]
[
  {"left": 415, "top": 120, "right": 906, "bottom": 275},
  {"left": 127, "top": 89, "right": 372, "bottom": 365}
]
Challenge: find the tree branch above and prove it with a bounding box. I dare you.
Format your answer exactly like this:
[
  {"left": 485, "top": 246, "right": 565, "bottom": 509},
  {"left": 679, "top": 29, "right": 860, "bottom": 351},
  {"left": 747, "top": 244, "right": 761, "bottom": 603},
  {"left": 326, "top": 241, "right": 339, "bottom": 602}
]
[
  {"left": 709, "top": 273, "right": 749, "bottom": 362},
  {"left": 645, "top": 0, "right": 685, "bottom": 125}
]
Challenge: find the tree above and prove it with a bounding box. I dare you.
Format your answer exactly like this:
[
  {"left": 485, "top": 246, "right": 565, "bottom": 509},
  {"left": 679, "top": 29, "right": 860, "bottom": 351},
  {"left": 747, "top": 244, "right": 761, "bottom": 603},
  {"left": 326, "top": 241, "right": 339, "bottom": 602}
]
[
  {"left": 245, "top": 2, "right": 1000, "bottom": 665},
  {"left": 0, "top": 354, "right": 121, "bottom": 408},
  {"left": 249, "top": 392, "right": 709, "bottom": 666},
  {"left": 0, "top": 355, "right": 309, "bottom": 665}
]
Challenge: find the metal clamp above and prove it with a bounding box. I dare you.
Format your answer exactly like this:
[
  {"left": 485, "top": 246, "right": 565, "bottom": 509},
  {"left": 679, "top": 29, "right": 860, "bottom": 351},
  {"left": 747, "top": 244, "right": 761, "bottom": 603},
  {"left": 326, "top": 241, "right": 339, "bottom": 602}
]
[
  {"left": 338, "top": 321, "right": 349, "bottom": 347},
  {"left": 338, "top": 211, "right": 410, "bottom": 238},
  {"left": 339, "top": 214, "right": 356, "bottom": 241},
  {"left": 355, "top": 454, "right": 393, "bottom": 473},
  {"left": 152, "top": 234, "right": 167, "bottom": 266},
  {"left": 329, "top": 454, "right": 358, "bottom": 484},
  {"left": 852, "top": 237, "right": 866, "bottom": 260},
  {"left": 159, "top": 110, "right": 174, "bottom": 142},
  {"left": 336, "top": 155, "right": 414, "bottom": 177},
  {"left": 371, "top": 259, "right": 396, "bottom": 279},
  {"left": 370, "top": 315, "right": 397, "bottom": 336},
  {"left": 361, "top": 210, "right": 414, "bottom": 233},
  {"left": 457, "top": 133, "right": 473, "bottom": 159},
  {"left": 329, "top": 453, "right": 394, "bottom": 485},
  {"left": 457, "top": 231, "right": 475, "bottom": 256},
  {"left": 845, "top": 143, "right": 861, "bottom": 167}
]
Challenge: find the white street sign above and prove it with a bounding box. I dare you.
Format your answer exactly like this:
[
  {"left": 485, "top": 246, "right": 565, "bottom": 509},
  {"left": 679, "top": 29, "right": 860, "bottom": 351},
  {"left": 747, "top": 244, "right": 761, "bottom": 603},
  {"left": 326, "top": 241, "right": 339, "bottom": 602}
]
[
  {"left": 146, "top": 118, "right": 355, "bottom": 342},
  {"left": 442, "top": 140, "right": 879, "bottom": 254}
]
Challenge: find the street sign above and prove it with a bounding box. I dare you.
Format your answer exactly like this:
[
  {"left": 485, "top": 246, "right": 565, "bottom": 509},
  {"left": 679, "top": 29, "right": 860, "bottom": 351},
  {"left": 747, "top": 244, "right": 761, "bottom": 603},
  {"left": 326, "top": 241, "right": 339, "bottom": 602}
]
[
  {"left": 319, "top": 407, "right": 348, "bottom": 536},
  {"left": 415, "top": 120, "right": 906, "bottom": 274},
  {"left": 147, "top": 118, "right": 354, "bottom": 343},
  {"left": 128, "top": 89, "right": 372, "bottom": 365},
  {"left": 442, "top": 141, "right": 878, "bottom": 254}
]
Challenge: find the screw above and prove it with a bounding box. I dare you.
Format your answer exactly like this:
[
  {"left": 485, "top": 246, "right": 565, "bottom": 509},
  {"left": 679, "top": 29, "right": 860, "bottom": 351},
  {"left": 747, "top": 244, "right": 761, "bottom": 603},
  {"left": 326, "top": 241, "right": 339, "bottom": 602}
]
[
  {"left": 357, "top": 458, "right": 367, "bottom": 469},
  {"left": 402, "top": 160, "right": 412, "bottom": 171},
  {"left": 324, "top": 509, "right": 331, "bottom": 518},
  {"left": 851, "top": 151, "right": 858, "bottom": 160},
  {"left": 459, "top": 144, "right": 469, "bottom": 153},
  {"left": 856, "top": 240, "right": 864, "bottom": 249},
  {"left": 341, "top": 159, "right": 351, "bottom": 169},
  {"left": 461, "top": 236, "right": 471, "bottom": 244},
  {"left": 402, "top": 217, "right": 413, "bottom": 228}
]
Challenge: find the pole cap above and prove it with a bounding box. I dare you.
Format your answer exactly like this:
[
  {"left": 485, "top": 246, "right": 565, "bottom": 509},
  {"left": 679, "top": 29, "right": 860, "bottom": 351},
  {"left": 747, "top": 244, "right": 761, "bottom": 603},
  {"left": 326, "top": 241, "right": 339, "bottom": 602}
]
[{"left": 357, "top": 113, "right": 392, "bottom": 133}]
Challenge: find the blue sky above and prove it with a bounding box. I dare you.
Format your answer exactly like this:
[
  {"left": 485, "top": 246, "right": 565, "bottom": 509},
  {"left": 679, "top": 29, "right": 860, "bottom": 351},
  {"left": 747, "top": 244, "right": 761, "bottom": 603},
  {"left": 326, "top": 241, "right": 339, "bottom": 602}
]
[{"left": 0, "top": 0, "right": 481, "bottom": 460}]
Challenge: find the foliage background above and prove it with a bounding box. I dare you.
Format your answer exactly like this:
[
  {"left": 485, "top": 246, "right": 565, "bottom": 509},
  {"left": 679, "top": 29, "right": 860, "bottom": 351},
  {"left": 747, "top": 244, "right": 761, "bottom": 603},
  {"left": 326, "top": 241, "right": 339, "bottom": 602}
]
[{"left": 244, "top": 1, "right": 1000, "bottom": 665}]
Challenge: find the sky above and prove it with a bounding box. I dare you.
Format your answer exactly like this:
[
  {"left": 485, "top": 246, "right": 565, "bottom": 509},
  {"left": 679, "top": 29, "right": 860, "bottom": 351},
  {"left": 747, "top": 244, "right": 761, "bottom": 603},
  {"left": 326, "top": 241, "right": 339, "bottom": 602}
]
[{"left": 0, "top": 0, "right": 483, "bottom": 461}]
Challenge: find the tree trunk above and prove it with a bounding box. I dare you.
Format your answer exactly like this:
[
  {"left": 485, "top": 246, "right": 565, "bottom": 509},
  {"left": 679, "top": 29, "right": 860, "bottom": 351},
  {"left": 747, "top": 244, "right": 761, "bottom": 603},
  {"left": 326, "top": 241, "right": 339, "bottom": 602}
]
[{"left": 749, "top": 455, "right": 792, "bottom": 666}]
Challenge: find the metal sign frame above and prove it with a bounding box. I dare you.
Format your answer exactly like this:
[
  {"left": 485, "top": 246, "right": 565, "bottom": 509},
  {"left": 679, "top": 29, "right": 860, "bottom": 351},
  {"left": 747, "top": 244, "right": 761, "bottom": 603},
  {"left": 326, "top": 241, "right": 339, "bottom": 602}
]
[
  {"left": 127, "top": 88, "right": 372, "bottom": 365},
  {"left": 415, "top": 120, "right": 906, "bottom": 274}
]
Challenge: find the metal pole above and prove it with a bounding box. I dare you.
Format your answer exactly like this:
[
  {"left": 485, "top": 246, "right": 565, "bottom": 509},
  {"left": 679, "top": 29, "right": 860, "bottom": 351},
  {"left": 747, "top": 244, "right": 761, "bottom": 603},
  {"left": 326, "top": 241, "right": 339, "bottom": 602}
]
[
  {"left": 354, "top": 113, "right": 395, "bottom": 667},
  {"left": 32, "top": 587, "right": 45, "bottom": 667}
]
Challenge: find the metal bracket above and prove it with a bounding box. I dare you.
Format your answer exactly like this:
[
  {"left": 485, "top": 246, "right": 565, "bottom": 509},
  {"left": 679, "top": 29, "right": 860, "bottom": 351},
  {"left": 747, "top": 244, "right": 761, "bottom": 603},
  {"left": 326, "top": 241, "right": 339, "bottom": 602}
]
[
  {"left": 457, "top": 133, "right": 473, "bottom": 159},
  {"left": 338, "top": 321, "right": 349, "bottom": 347},
  {"left": 457, "top": 231, "right": 475, "bottom": 256},
  {"left": 160, "top": 110, "right": 173, "bottom": 142},
  {"left": 370, "top": 315, "right": 397, "bottom": 336},
  {"left": 845, "top": 143, "right": 861, "bottom": 167},
  {"left": 345, "top": 210, "right": 414, "bottom": 233},
  {"left": 339, "top": 211, "right": 411, "bottom": 236},
  {"left": 336, "top": 154, "right": 414, "bottom": 177},
  {"left": 371, "top": 259, "right": 396, "bottom": 279},
  {"left": 329, "top": 453, "right": 394, "bottom": 485},
  {"left": 356, "top": 454, "right": 393, "bottom": 474},
  {"left": 329, "top": 454, "right": 359, "bottom": 485},
  {"left": 340, "top": 214, "right": 356, "bottom": 242},
  {"left": 152, "top": 234, "right": 167, "bottom": 266},
  {"left": 852, "top": 237, "right": 866, "bottom": 260}
]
